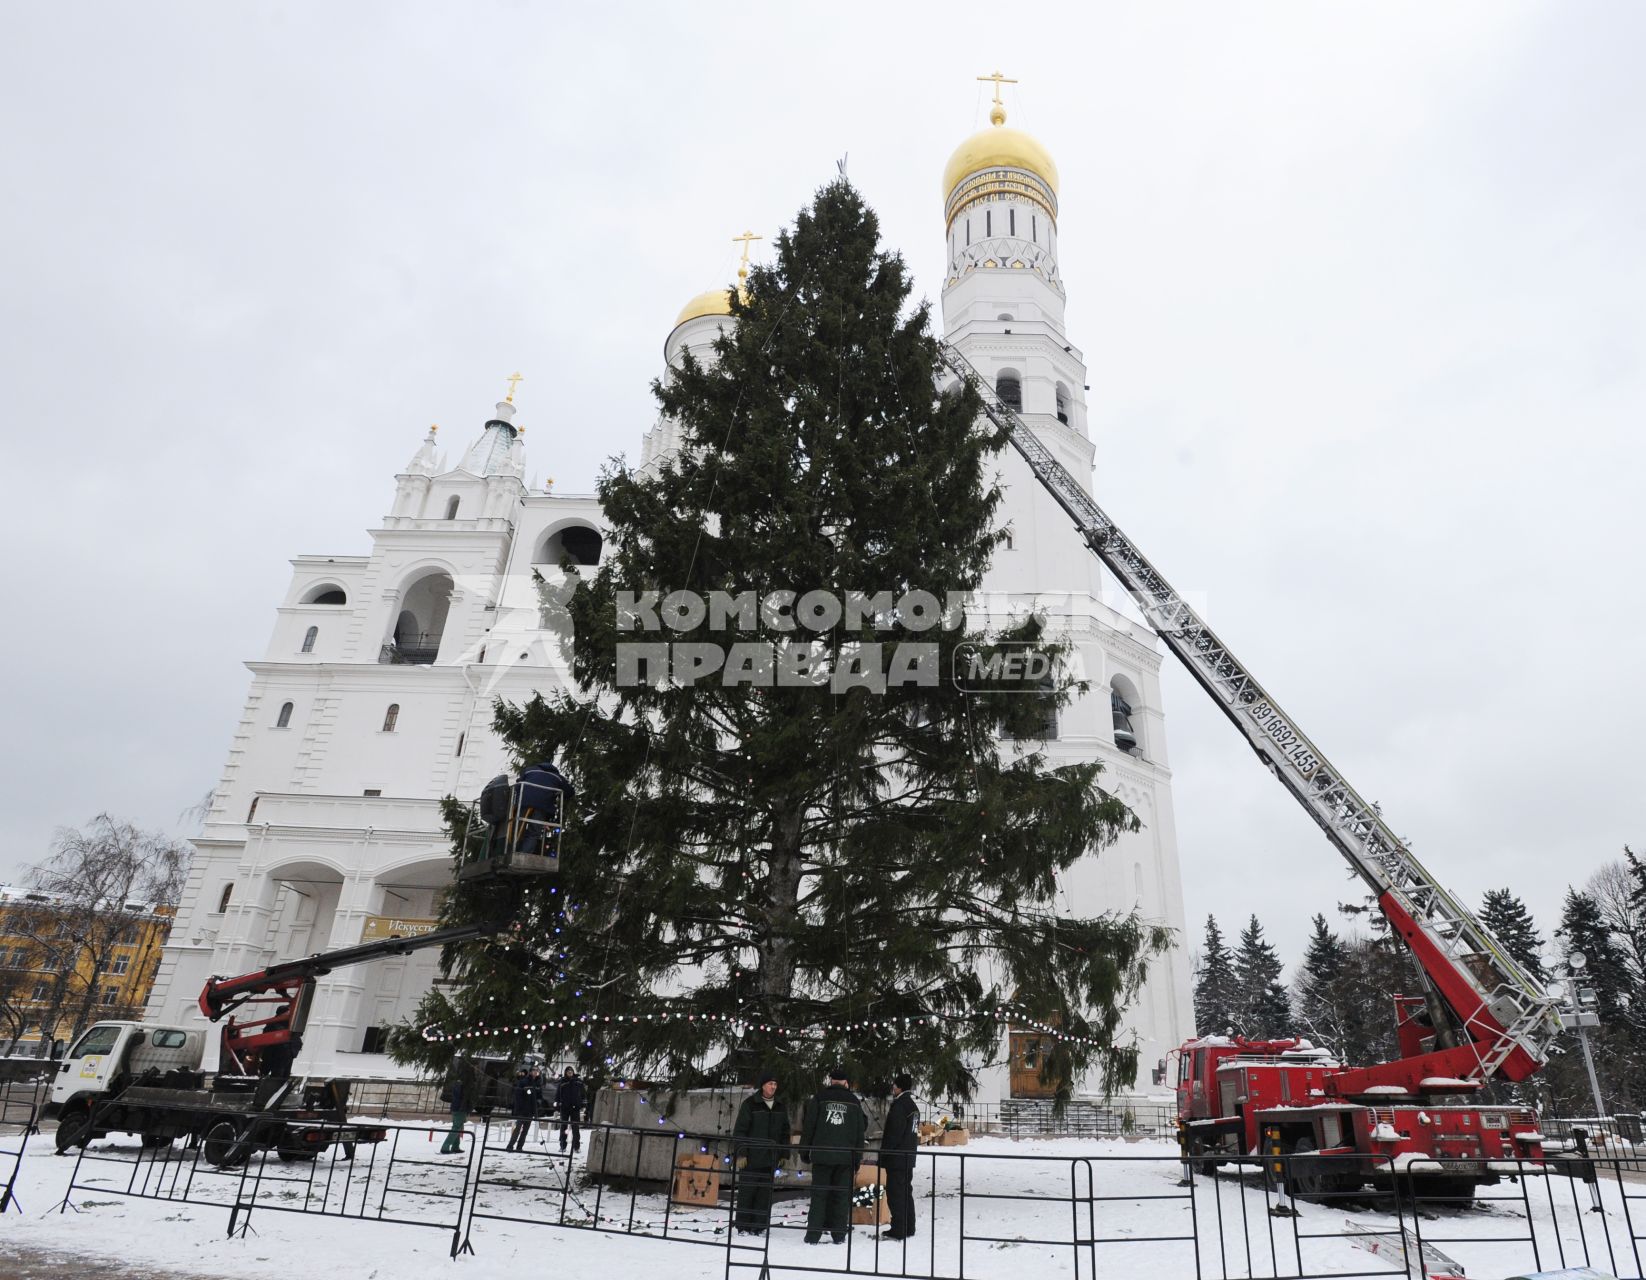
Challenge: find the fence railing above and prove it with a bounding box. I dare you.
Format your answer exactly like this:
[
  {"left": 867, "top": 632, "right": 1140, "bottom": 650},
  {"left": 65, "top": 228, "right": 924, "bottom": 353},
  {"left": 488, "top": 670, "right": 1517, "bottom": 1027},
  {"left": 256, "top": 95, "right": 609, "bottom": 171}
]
[
  {"left": 57, "top": 1115, "right": 480, "bottom": 1257},
  {"left": 911, "top": 1097, "right": 1179, "bottom": 1138},
  {"left": 0, "top": 1075, "right": 45, "bottom": 1214},
  {"left": 39, "top": 1116, "right": 1646, "bottom": 1279}
]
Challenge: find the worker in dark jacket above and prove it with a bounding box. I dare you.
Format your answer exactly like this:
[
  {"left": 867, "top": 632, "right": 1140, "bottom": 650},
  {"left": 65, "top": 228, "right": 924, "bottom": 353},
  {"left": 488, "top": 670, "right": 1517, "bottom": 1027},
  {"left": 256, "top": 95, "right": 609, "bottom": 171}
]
[
  {"left": 478, "top": 773, "right": 512, "bottom": 858},
  {"left": 516, "top": 760, "right": 575, "bottom": 855},
  {"left": 505, "top": 1067, "right": 538, "bottom": 1152},
  {"left": 879, "top": 1074, "right": 920, "bottom": 1239},
  {"left": 519, "top": 759, "right": 575, "bottom": 818},
  {"left": 440, "top": 1058, "right": 474, "bottom": 1155},
  {"left": 554, "top": 1067, "right": 586, "bottom": 1154},
  {"left": 258, "top": 1005, "right": 301, "bottom": 1081},
  {"left": 800, "top": 1067, "right": 868, "bottom": 1245},
  {"left": 732, "top": 1073, "right": 790, "bottom": 1235}
]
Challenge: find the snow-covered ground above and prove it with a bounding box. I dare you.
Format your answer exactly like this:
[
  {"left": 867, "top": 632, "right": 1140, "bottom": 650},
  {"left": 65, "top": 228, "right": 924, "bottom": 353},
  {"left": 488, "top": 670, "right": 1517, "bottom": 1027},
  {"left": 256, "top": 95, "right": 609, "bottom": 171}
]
[{"left": 2, "top": 1125, "right": 1642, "bottom": 1279}]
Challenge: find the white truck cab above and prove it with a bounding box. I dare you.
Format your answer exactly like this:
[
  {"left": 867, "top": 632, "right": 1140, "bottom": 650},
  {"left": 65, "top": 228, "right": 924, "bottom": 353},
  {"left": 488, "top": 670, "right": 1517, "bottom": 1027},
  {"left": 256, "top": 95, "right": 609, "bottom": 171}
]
[{"left": 49, "top": 1021, "right": 205, "bottom": 1112}]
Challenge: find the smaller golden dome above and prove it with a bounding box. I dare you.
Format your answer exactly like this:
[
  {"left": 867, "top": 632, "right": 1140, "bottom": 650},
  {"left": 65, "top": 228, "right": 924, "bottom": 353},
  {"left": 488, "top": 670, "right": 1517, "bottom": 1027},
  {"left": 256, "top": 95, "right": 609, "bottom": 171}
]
[{"left": 674, "top": 286, "right": 736, "bottom": 329}]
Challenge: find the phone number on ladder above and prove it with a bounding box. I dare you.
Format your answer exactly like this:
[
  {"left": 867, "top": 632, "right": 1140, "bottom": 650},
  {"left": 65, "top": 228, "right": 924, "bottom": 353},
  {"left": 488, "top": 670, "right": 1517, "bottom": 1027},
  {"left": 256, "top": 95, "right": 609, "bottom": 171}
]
[{"left": 1249, "top": 702, "right": 1322, "bottom": 779}]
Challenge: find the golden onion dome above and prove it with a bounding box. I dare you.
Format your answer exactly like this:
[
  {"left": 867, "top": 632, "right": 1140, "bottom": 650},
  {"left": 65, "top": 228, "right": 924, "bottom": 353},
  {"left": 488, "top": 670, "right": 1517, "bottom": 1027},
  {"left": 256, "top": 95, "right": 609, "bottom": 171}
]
[
  {"left": 673, "top": 286, "right": 735, "bottom": 329},
  {"left": 942, "top": 115, "right": 1060, "bottom": 201}
]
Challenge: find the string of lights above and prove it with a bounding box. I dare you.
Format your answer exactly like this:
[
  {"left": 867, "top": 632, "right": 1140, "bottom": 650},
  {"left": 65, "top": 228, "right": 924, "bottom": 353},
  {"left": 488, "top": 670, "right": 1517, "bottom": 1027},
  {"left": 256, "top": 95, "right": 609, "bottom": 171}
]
[{"left": 423, "top": 1002, "right": 1105, "bottom": 1049}]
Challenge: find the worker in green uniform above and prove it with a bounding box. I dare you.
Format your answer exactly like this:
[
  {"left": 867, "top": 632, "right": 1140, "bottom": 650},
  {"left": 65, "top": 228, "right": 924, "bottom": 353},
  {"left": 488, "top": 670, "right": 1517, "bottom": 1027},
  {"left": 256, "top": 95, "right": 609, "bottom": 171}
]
[
  {"left": 731, "top": 1073, "right": 790, "bottom": 1234},
  {"left": 800, "top": 1066, "right": 867, "bottom": 1244}
]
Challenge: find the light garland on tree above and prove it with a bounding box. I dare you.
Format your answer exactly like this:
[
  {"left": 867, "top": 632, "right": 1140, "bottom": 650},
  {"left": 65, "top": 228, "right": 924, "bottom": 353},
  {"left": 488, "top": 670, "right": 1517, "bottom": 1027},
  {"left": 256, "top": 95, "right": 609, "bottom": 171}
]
[{"left": 421, "top": 1002, "right": 1110, "bottom": 1049}]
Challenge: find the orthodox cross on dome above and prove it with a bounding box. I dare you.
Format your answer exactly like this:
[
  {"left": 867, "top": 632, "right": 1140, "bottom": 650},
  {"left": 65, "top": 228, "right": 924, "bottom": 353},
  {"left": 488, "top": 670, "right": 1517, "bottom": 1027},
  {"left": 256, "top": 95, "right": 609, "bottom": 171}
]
[
  {"left": 732, "top": 229, "right": 762, "bottom": 288},
  {"left": 504, "top": 371, "right": 525, "bottom": 404},
  {"left": 977, "top": 69, "right": 1017, "bottom": 126}
]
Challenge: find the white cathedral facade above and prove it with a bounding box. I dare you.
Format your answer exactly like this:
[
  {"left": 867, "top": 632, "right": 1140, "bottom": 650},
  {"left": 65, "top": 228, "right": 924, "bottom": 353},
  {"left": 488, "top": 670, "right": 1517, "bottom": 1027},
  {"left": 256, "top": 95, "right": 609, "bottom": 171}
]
[{"left": 146, "top": 98, "right": 1194, "bottom": 1099}]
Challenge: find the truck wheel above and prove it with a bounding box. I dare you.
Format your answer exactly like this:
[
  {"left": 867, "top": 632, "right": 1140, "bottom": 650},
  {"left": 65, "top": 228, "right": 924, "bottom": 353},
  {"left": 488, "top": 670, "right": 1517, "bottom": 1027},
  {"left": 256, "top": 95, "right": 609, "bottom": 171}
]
[
  {"left": 1287, "top": 1137, "right": 1336, "bottom": 1199},
  {"left": 54, "top": 1109, "right": 92, "bottom": 1155},
  {"left": 202, "top": 1120, "right": 249, "bottom": 1169}
]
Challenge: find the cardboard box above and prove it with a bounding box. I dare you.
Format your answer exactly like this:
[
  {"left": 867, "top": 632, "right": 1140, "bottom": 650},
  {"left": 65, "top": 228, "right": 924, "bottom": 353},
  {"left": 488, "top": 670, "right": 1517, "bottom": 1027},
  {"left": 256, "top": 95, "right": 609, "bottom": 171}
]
[
  {"left": 852, "top": 1165, "right": 890, "bottom": 1226},
  {"left": 917, "top": 1122, "right": 943, "bottom": 1146},
  {"left": 938, "top": 1127, "right": 969, "bottom": 1146},
  {"left": 671, "top": 1151, "right": 721, "bottom": 1206}
]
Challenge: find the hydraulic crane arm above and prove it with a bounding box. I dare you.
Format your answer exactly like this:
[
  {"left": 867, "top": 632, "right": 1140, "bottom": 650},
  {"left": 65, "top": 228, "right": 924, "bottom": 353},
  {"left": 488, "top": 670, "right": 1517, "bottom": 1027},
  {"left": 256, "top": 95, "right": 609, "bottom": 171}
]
[
  {"left": 199, "top": 918, "right": 502, "bottom": 1071},
  {"left": 198, "top": 918, "right": 501, "bottom": 1020},
  {"left": 938, "top": 341, "right": 1563, "bottom": 1086}
]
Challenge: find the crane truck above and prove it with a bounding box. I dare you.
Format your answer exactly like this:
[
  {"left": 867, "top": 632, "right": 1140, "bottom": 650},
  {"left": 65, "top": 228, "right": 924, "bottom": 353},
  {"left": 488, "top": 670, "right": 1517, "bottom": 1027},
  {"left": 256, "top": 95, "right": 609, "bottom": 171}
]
[
  {"left": 938, "top": 342, "right": 1562, "bottom": 1198},
  {"left": 45, "top": 780, "right": 564, "bottom": 1167}
]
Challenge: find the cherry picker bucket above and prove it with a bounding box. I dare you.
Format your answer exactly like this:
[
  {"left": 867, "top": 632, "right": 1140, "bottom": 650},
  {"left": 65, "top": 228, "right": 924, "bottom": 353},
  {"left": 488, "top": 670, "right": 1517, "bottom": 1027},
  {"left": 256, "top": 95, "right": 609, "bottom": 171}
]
[{"left": 457, "top": 780, "right": 565, "bottom": 881}]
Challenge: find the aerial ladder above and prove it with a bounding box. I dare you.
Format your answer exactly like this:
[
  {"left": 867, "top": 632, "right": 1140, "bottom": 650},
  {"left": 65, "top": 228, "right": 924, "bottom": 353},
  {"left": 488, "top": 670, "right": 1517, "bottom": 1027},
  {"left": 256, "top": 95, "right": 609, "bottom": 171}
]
[{"left": 938, "top": 340, "right": 1562, "bottom": 1092}]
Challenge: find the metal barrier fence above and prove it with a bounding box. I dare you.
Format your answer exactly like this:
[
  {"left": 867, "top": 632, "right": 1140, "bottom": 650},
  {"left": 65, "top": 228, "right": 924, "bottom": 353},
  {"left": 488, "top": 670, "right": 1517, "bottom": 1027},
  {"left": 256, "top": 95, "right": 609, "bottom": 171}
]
[
  {"left": 724, "top": 1144, "right": 1646, "bottom": 1280},
  {"left": 0, "top": 1075, "right": 46, "bottom": 1214},
  {"left": 1539, "top": 1112, "right": 1646, "bottom": 1163},
  {"left": 38, "top": 1118, "right": 1646, "bottom": 1279},
  {"left": 457, "top": 1113, "right": 741, "bottom": 1253},
  {"left": 342, "top": 1079, "right": 446, "bottom": 1117},
  {"left": 911, "top": 1098, "right": 1179, "bottom": 1139}
]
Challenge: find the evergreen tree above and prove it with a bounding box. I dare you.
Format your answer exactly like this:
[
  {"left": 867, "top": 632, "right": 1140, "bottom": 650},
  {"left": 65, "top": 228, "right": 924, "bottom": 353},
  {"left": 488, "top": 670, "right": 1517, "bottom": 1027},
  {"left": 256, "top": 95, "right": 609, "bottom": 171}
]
[
  {"left": 1478, "top": 888, "right": 1546, "bottom": 982},
  {"left": 1292, "top": 913, "right": 1350, "bottom": 1051},
  {"left": 1548, "top": 885, "right": 1643, "bottom": 1114},
  {"left": 1332, "top": 932, "right": 1406, "bottom": 1066},
  {"left": 1193, "top": 915, "right": 1238, "bottom": 1036},
  {"left": 393, "top": 180, "right": 1168, "bottom": 1100},
  {"left": 1556, "top": 889, "right": 1629, "bottom": 1018},
  {"left": 1233, "top": 915, "right": 1291, "bottom": 1038}
]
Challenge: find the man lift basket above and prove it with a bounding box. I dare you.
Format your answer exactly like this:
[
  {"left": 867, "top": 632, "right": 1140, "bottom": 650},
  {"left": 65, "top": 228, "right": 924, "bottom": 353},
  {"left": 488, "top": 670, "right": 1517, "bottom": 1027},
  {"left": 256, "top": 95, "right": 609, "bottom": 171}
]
[{"left": 457, "top": 762, "right": 572, "bottom": 881}]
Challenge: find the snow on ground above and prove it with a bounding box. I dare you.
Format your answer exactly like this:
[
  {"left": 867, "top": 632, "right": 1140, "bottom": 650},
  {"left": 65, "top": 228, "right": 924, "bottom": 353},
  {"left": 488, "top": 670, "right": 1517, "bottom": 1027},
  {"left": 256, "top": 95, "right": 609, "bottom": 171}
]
[{"left": 2, "top": 1125, "right": 1642, "bottom": 1279}]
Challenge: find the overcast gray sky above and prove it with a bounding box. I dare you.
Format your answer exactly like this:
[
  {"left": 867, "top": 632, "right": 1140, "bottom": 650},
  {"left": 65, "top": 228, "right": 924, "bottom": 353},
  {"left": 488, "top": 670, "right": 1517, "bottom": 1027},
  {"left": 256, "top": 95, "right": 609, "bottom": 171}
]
[{"left": 1, "top": 2, "right": 1640, "bottom": 970}]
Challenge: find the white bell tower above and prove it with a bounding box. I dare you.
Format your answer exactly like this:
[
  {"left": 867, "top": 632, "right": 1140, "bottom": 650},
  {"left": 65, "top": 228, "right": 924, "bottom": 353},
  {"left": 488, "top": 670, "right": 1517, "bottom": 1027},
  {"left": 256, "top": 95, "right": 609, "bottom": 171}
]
[{"left": 942, "top": 74, "right": 1195, "bottom": 1100}]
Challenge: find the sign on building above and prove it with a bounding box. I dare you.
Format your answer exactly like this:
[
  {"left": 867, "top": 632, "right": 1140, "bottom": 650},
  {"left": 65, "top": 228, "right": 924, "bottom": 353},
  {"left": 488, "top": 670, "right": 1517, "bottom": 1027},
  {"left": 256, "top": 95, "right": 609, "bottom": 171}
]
[{"left": 359, "top": 915, "right": 439, "bottom": 942}]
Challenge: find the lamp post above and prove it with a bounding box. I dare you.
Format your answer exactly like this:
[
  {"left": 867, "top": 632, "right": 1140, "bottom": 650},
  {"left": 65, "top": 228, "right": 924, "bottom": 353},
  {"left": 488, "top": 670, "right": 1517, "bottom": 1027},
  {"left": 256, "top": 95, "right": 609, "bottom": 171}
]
[{"left": 1552, "top": 951, "right": 1606, "bottom": 1120}]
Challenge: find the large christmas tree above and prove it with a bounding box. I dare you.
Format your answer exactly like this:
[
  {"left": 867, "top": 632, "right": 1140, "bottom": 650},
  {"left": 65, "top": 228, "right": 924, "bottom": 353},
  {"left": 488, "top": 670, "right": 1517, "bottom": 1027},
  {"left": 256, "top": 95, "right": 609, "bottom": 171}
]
[{"left": 394, "top": 179, "right": 1168, "bottom": 1101}]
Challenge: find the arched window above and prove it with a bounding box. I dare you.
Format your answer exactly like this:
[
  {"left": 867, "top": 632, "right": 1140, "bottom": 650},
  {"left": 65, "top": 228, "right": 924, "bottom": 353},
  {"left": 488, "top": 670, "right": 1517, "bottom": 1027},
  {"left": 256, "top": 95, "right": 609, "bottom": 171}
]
[
  {"left": 276, "top": 702, "right": 293, "bottom": 729},
  {"left": 1111, "top": 678, "right": 1142, "bottom": 756},
  {"left": 300, "top": 583, "right": 347, "bottom": 605},
  {"left": 382, "top": 704, "right": 400, "bottom": 733},
  {"left": 1055, "top": 383, "right": 1070, "bottom": 426},
  {"left": 381, "top": 570, "right": 454, "bottom": 665},
  {"left": 535, "top": 524, "right": 604, "bottom": 568},
  {"left": 301, "top": 626, "right": 318, "bottom": 654},
  {"left": 444, "top": 496, "right": 460, "bottom": 520},
  {"left": 996, "top": 313, "right": 1015, "bottom": 322},
  {"left": 995, "top": 371, "right": 1022, "bottom": 412}
]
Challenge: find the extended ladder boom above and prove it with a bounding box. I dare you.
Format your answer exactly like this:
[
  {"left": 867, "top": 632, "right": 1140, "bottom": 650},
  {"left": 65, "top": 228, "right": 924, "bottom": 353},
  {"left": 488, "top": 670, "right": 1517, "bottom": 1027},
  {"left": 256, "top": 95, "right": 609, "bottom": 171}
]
[{"left": 939, "top": 341, "right": 1563, "bottom": 1084}]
